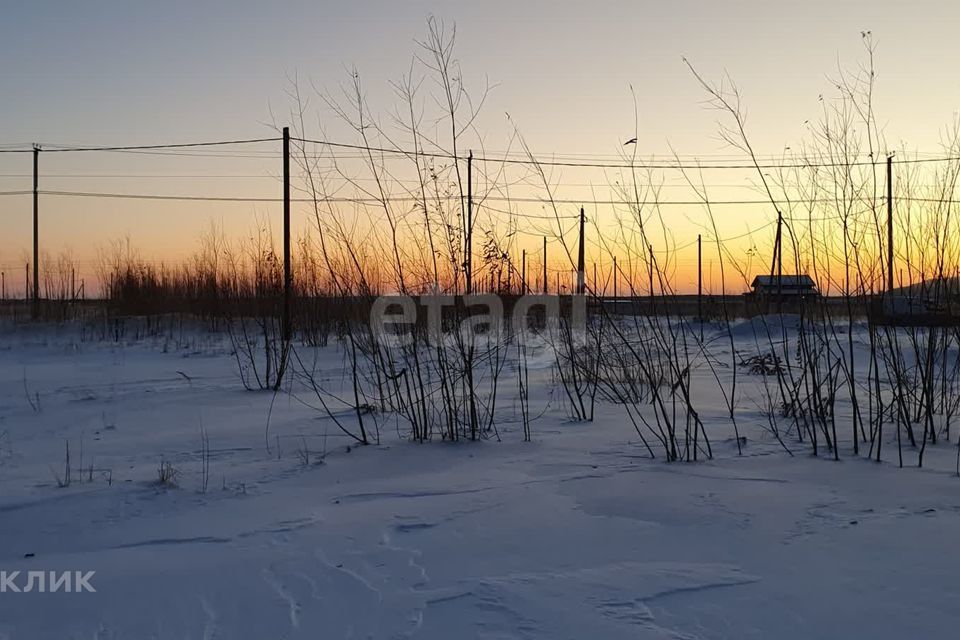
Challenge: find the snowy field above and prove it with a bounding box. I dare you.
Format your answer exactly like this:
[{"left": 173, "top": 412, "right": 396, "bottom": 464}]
[{"left": 1, "top": 319, "right": 958, "bottom": 639}]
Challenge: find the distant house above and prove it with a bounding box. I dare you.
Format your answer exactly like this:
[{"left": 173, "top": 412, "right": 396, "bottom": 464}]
[
  {"left": 869, "top": 276, "right": 960, "bottom": 326},
  {"left": 749, "top": 275, "right": 818, "bottom": 299}
]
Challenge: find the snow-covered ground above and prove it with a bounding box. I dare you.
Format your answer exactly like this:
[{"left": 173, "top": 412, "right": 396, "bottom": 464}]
[{"left": 0, "top": 320, "right": 958, "bottom": 639}]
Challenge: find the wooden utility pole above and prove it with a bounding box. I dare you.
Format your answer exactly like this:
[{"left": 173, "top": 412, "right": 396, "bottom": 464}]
[
  {"left": 576, "top": 207, "right": 585, "bottom": 295},
  {"left": 282, "top": 127, "right": 292, "bottom": 344},
  {"left": 613, "top": 256, "right": 618, "bottom": 300},
  {"left": 776, "top": 214, "right": 783, "bottom": 297},
  {"left": 466, "top": 150, "right": 473, "bottom": 295},
  {"left": 772, "top": 211, "right": 783, "bottom": 314},
  {"left": 648, "top": 243, "right": 654, "bottom": 300},
  {"left": 697, "top": 234, "right": 703, "bottom": 339},
  {"left": 32, "top": 145, "right": 39, "bottom": 317},
  {"left": 521, "top": 249, "right": 527, "bottom": 294},
  {"left": 887, "top": 154, "right": 895, "bottom": 294},
  {"left": 542, "top": 236, "right": 548, "bottom": 293}
]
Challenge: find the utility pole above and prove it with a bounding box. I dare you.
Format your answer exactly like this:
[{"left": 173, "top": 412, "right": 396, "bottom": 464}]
[
  {"left": 576, "top": 207, "right": 585, "bottom": 295},
  {"left": 887, "top": 154, "right": 895, "bottom": 294},
  {"left": 466, "top": 150, "right": 473, "bottom": 295},
  {"left": 542, "top": 236, "right": 548, "bottom": 294},
  {"left": 697, "top": 234, "right": 703, "bottom": 339},
  {"left": 613, "top": 256, "right": 617, "bottom": 300},
  {"left": 282, "top": 127, "right": 292, "bottom": 344},
  {"left": 775, "top": 212, "right": 783, "bottom": 314},
  {"left": 648, "top": 243, "right": 654, "bottom": 300},
  {"left": 32, "top": 145, "right": 39, "bottom": 317},
  {"left": 776, "top": 214, "right": 783, "bottom": 294},
  {"left": 521, "top": 249, "right": 527, "bottom": 294}
]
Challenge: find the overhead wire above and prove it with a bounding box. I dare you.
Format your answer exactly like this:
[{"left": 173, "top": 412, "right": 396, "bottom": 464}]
[
  {"left": 0, "top": 189, "right": 904, "bottom": 208},
  {"left": 2, "top": 135, "right": 957, "bottom": 170}
]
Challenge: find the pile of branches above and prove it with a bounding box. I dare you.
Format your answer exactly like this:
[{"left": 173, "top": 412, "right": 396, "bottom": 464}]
[{"left": 739, "top": 352, "right": 784, "bottom": 376}]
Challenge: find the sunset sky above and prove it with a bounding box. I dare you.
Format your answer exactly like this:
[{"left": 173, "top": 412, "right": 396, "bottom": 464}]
[{"left": 2, "top": 0, "right": 959, "bottom": 293}]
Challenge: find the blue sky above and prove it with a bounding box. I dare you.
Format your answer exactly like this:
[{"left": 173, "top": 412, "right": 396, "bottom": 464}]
[
  {"left": 1, "top": 1, "right": 959, "bottom": 281},
  {"left": 3, "top": 1, "right": 957, "bottom": 150}
]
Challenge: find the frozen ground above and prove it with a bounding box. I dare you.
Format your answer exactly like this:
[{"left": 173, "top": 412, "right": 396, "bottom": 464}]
[{"left": 0, "top": 321, "right": 958, "bottom": 639}]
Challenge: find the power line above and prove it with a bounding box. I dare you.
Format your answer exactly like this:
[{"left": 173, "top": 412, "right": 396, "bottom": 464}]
[
  {"left": 3, "top": 135, "right": 960, "bottom": 171},
  {"left": 0, "top": 173, "right": 280, "bottom": 179},
  {"left": 0, "top": 135, "right": 916, "bottom": 164},
  {"left": 897, "top": 196, "right": 960, "bottom": 206},
  {"left": 0, "top": 173, "right": 826, "bottom": 189},
  {"left": 292, "top": 136, "right": 960, "bottom": 170},
  {"left": 0, "top": 189, "right": 899, "bottom": 207},
  {"left": 479, "top": 204, "right": 579, "bottom": 220},
  {"left": 23, "top": 190, "right": 298, "bottom": 203},
  {"left": 0, "top": 138, "right": 281, "bottom": 154},
  {"left": 110, "top": 149, "right": 282, "bottom": 159}
]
